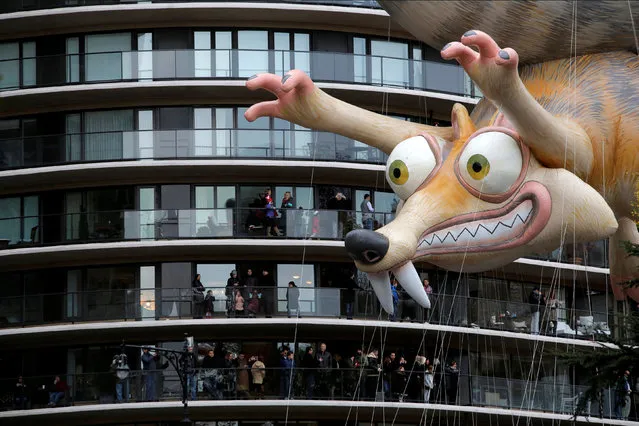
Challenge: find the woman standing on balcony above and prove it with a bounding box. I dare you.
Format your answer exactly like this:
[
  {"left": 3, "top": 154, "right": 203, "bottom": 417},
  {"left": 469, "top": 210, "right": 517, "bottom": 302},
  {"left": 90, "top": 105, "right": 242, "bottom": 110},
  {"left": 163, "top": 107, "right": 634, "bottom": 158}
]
[
  {"left": 280, "top": 192, "right": 294, "bottom": 236},
  {"left": 192, "top": 273, "right": 205, "bottom": 319}
]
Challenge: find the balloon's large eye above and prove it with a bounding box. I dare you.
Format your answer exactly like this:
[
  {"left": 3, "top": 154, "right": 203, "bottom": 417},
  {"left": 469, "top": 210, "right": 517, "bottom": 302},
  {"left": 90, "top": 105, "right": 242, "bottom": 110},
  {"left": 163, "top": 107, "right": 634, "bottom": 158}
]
[
  {"left": 458, "top": 131, "right": 523, "bottom": 195},
  {"left": 386, "top": 136, "right": 437, "bottom": 200}
]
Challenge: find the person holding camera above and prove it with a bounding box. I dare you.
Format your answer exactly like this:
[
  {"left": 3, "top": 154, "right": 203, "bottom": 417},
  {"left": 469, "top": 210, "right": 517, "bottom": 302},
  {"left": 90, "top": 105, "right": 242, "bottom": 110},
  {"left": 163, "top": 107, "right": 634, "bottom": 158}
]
[{"left": 111, "top": 352, "right": 130, "bottom": 403}]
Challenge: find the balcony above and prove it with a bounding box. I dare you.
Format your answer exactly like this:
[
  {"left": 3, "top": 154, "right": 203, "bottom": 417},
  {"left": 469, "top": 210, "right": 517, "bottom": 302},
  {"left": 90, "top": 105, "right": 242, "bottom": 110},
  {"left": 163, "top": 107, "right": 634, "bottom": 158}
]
[
  {"left": 0, "top": 286, "right": 616, "bottom": 343},
  {"left": 0, "top": 129, "right": 387, "bottom": 170},
  {"left": 0, "top": 49, "right": 478, "bottom": 98},
  {"left": 0, "top": 368, "right": 624, "bottom": 421},
  {"left": 0, "top": 0, "right": 382, "bottom": 15}
]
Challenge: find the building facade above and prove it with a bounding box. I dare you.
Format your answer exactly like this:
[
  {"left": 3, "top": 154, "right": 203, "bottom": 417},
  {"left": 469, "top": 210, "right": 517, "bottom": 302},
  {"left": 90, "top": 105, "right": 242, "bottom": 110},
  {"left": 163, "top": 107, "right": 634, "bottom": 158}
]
[{"left": 0, "top": 1, "right": 626, "bottom": 426}]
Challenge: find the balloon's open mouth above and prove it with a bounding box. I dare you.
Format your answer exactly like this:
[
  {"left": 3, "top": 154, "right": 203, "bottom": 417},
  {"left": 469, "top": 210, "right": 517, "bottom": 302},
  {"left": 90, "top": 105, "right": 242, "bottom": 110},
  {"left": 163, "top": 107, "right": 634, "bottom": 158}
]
[
  {"left": 415, "top": 181, "right": 551, "bottom": 256},
  {"left": 363, "top": 182, "right": 551, "bottom": 315}
]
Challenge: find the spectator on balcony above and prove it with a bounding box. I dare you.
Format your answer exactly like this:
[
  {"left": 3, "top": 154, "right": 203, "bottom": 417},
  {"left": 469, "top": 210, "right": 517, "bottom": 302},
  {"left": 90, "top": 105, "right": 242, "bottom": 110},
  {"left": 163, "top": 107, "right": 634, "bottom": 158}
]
[
  {"left": 528, "top": 287, "right": 545, "bottom": 335},
  {"left": 546, "top": 291, "right": 561, "bottom": 335},
  {"left": 234, "top": 289, "right": 245, "bottom": 318},
  {"left": 260, "top": 269, "right": 275, "bottom": 318},
  {"left": 243, "top": 268, "right": 259, "bottom": 294},
  {"left": 192, "top": 273, "right": 205, "bottom": 319},
  {"left": 184, "top": 343, "right": 198, "bottom": 401},
  {"left": 360, "top": 194, "right": 375, "bottom": 230},
  {"left": 280, "top": 192, "right": 295, "bottom": 235},
  {"left": 365, "top": 349, "right": 381, "bottom": 400},
  {"left": 343, "top": 271, "right": 357, "bottom": 320},
  {"left": 301, "top": 346, "right": 318, "bottom": 399},
  {"left": 202, "top": 349, "right": 223, "bottom": 400},
  {"left": 390, "top": 279, "right": 400, "bottom": 322},
  {"left": 14, "top": 376, "right": 28, "bottom": 409},
  {"left": 226, "top": 270, "right": 240, "bottom": 317},
  {"left": 264, "top": 188, "right": 282, "bottom": 237},
  {"left": 423, "top": 364, "right": 434, "bottom": 403},
  {"left": 327, "top": 192, "right": 350, "bottom": 237},
  {"left": 236, "top": 353, "right": 250, "bottom": 399},
  {"left": 247, "top": 289, "right": 261, "bottom": 318},
  {"left": 111, "top": 351, "right": 130, "bottom": 403},
  {"left": 204, "top": 290, "right": 215, "bottom": 319},
  {"left": 250, "top": 356, "right": 266, "bottom": 399},
  {"left": 316, "top": 343, "right": 333, "bottom": 398},
  {"left": 287, "top": 281, "right": 301, "bottom": 318},
  {"left": 141, "top": 347, "right": 161, "bottom": 402},
  {"left": 445, "top": 360, "right": 460, "bottom": 404},
  {"left": 47, "top": 375, "right": 69, "bottom": 407},
  {"left": 615, "top": 370, "right": 632, "bottom": 419},
  {"left": 279, "top": 347, "right": 295, "bottom": 399}
]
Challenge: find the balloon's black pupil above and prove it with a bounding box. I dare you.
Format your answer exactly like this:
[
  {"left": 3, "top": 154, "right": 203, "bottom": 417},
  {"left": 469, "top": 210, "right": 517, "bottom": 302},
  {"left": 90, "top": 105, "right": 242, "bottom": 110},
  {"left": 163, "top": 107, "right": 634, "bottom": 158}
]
[
  {"left": 393, "top": 168, "right": 401, "bottom": 178},
  {"left": 472, "top": 162, "right": 482, "bottom": 173}
]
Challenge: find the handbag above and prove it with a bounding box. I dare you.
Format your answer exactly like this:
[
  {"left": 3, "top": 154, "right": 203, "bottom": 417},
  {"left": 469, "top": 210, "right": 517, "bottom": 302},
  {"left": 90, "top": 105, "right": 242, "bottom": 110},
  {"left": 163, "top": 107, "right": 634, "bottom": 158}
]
[{"left": 192, "top": 288, "right": 205, "bottom": 303}]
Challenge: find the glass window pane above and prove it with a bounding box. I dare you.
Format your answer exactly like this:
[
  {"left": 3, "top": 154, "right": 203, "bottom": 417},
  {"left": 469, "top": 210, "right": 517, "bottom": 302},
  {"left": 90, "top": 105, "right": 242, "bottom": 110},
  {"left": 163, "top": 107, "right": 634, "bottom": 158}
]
[
  {"left": 194, "top": 108, "right": 212, "bottom": 156},
  {"left": 137, "top": 110, "right": 153, "bottom": 158},
  {"left": 274, "top": 32, "right": 290, "bottom": 76},
  {"left": 353, "top": 37, "right": 366, "bottom": 83},
  {"left": 0, "top": 197, "right": 21, "bottom": 244},
  {"left": 194, "top": 31, "right": 211, "bottom": 77},
  {"left": 0, "top": 42, "right": 20, "bottom": 90},
  {"left": 214, "top": 31, "right": 232, "bottom": 77},
  {"left": 216, "top": 186, "right": 236, "bottom": 208},
  {"left": 237, "top": 30, "right": 268, "bottom": 77},
  {"left": 137, "top": 33, "right": 153, "bottom": 80},
  {"left": 23, "top": 195, "right": 38, "bottom": 243},
  {"left": 22, "top": 42, "right": 36, "bottom": 87},
  {"left": 195, "top": 186, "right": 214, "bottom": 209},
  {"left": 84, "top": 109, "right": 134, "bottom": 160},
  {"left": 85, "top": 33, "right": 132, "bottom": 82},
  {"left": 293, "top": 33, "right": 310, "bottom": 74},
  {"left": 295, "top": 187, "right": 313, "bottom": 210},
  {"left": 66, "top": 37, "right": 80, "bottom": 83},
  {"left": 412, "top": 46, "right": 423, "bottom": 89},
  {"left": 139, "top": 266, "right": 155, "bottom": 321},
  {"left": 236, "top": 107, "right": 268, "bottom": 157},
  {"left": 371, "top": 40, "right": 408, "bottom": 87},
  {"left": 294, "top": 33, "right": 310, "bottom": 51},
  {"left": 214, "top": 108, "right": 233, "bottom": 156},
  {"left": 197, "top": 263, "right": 237, "bottom": 313},
  {"left": 373, "top": 191, "right": 399, "bottom": 226}
]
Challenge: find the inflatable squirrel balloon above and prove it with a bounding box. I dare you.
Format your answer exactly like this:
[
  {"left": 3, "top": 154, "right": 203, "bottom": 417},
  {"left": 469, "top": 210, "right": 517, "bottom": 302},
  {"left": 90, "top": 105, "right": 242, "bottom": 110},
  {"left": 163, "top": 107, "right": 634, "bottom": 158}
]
[{"left": 245, "top": 1, "right": 639, "bottom": 313}]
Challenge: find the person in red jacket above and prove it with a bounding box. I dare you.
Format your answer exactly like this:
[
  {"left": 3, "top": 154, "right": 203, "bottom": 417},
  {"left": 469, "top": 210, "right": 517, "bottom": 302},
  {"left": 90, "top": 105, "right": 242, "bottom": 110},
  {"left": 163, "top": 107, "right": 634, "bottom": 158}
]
[{"left": 48, "top": 375, "right": 69, "bottom": 407}]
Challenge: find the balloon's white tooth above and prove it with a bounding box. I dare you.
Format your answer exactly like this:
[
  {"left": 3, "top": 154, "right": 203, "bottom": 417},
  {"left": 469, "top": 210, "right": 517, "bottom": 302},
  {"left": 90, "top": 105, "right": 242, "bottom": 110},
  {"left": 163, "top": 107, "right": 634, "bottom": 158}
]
[
  {"left": 393, "top": 262, "right": 431, "bottom": 309},
  {"left": 366, "top": 271, "right": 394, "bottom": 314}
]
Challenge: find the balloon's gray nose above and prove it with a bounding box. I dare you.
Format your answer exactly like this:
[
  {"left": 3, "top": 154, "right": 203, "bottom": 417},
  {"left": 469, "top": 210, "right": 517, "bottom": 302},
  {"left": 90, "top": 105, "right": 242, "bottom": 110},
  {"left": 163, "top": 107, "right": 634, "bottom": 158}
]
[{"left": 344, "top": 229, "right": 389, "bottom": 265}]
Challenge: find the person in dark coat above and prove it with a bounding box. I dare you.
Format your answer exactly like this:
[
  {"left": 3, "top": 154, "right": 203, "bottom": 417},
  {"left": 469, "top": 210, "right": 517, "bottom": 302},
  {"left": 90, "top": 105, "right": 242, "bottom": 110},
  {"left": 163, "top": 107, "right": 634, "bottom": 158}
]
[
  {"left": 226, "top": 270, "right": 240, "bottom": 317},
  {"left": 287, "top": 281, "right": 301, "bottom": 318},
  {"left": 192, "top": 273, "right": 205, "bottom": 319},
  {"left": 260, "top": 269, "right": 275, "bottom": 317},
  {"left": 301, "top": 347, "right": 318, "bottom": 399},
  {"left": 326, "top": 192, "right": 350, "bottom": 237},
  {"left": 243, "top": 268, "right": 259, "bottom": 294},
  {"left": 280, "top": 192, "right": 295, "bottom": 235},
  {"left": 445, "top": 360, "right": 460, "bottom": 404}
]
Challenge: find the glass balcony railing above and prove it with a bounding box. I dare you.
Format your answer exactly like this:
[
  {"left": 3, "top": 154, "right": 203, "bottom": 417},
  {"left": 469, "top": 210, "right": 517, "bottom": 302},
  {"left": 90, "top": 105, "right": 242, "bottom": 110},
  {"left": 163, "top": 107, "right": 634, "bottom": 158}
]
[
  {"left": 0, "top": 286, "right": 617, "bottom": 343},
  {"left": 0, "top": 208, "right": 395, "bottom": 249},
  {"left": 0, "top": 369, "right": 624, "bottom": 420},
  {"left": 0, "top": 129, "right": 388, "bottom": 170},
  {"left": 0, "top": 0, "right": 382, "bottom": 14},
  {"left": 0, "top": 49, "right": 478, "bottom": 98}
]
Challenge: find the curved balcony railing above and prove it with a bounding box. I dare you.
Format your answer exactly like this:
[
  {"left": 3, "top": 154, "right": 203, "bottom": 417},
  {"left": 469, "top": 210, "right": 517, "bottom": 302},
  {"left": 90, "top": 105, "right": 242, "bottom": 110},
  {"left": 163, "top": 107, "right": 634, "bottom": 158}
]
[
  {"left": 0, "top": 0, "right": 382, "bottom": 14},
  {"left": 0, "top": 286, "right": 616, "bottom": 342},
  {"left": 0, "top": 207, "right": 395, "bottom": 248},
  {"left": 0, "top": 129, "right": 387, "bottom": 170},
  {"left": 0, "top": 206, "right": 610, "bottom": 268},
  {"left": 0, "top": 49, "right": 478, "bottom": 97},
  {"left": 0, "top": 369, "right": 622, "bottom": 420}
]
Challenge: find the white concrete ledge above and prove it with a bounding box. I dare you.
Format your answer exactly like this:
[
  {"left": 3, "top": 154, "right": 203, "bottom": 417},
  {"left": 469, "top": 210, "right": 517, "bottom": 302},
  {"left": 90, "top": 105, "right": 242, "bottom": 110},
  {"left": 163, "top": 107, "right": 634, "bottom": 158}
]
[{"left": 0, "top": 399, "right": 632, "bottom": 426}]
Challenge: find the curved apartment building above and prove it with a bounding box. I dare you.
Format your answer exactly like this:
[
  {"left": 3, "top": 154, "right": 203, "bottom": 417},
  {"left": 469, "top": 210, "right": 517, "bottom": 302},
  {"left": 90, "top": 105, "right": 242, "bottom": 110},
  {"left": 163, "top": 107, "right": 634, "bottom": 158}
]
[{"left": 0, "top": 1, "right": 623, "bottom": 426}]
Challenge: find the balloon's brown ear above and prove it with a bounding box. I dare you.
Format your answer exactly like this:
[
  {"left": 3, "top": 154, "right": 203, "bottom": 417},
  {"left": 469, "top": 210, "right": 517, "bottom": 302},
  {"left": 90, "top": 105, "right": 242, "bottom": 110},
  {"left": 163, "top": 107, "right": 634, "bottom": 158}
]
[{"left": 451, "top": 103, "right": 475, "bottom": 142}]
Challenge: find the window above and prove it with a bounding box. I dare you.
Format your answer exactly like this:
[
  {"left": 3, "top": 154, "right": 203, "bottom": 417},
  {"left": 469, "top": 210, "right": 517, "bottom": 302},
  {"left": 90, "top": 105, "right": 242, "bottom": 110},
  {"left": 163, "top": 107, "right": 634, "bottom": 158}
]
[
  {"left": 371, "top": 39, "right": 409, "bottom": 87},
  {"left": 194, "top": 107, "right": 213, "bottom": 156},
  {"left": 0, "top": 195, "right": 38, "bottom": 245},
  {"left": 353, "top": 37, "right": 367, "bottom": 83},
  {"left": 373, "top": 190, "right": 399, "bottom": 225},
  {"left": 196, "top": 263, "right": 237, "bottom": 313},
  {"left": 236, "top": 107, "right": 269, "bottom": 157},
  {"left": 0, "top": 119, "right": 22, "bottom": 168},
  {"left": 214, "top": 31, "right": 232, "bottom": 77},
  {"left": 194, "top": 186, "right": 235, "bottom": 237},
  {"left": 237, "top": 30, "right": 268, "bottom": 77},
  {"left": 194, "top": 31, "right": 211, "bottom": 77},
  {"left": 276, "top": 264, "right": 316, "bottom": 313},
  {"left": 84, "top": 109, "right": 134, "bottom": 161},
  {"left": 0, "top": 42, "right": 20, "bottom": 90},
  {"left": 214, "top": 107, "right": 233, "bottom": 156},
  {"left": 85, "top": 33, "right": 132, "bottom": 82},
  {"left": 66, "top": 37, "right": 80, "bottom": 83}
]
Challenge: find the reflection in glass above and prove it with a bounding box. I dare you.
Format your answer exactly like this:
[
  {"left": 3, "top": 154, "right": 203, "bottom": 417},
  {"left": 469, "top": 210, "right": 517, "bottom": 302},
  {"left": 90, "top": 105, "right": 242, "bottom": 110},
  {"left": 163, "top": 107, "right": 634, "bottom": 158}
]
[
  {"left": 371, "top": 40, "right": 408, "bottom": 87},
  {"left": 0, "top": 42, "right": 19, "bottom": 90},
  {"left": 194, "top": 31, "right": 212, "bottom": 77},
  {"left": 84, "top": 33, "right": 132, "bottom": 82},
  {"left": 214, "top": 32, "right": 232, "bottom": 77},
  {"left": 237, "top": 31, "right": 268, "bottom": 77},
  {"left": 197, "top": 263, "right": 237, "bottom": 313}
]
